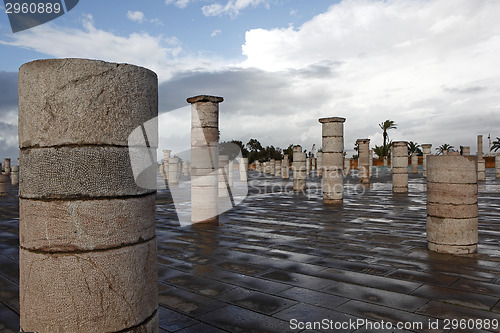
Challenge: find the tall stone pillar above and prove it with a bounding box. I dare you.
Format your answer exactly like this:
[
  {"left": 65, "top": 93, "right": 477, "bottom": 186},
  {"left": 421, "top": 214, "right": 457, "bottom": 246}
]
[
  {"left": 162, "top": 149, "right": 171, "bottom": 181},
  {"left": 182, "top": 160, "right": 189, "bottom": 177},
  {"left": 189, "top": 95, "right": 221, "bottom": 223},
  {"left": 218, "top": 155, "right": 229, "bottom": 197},
  {"left": 306, "top": 157, "right": 310, "bottom": 176},
  {"left": 282, "top": 154, "right": 290, "bottom": 179},
  {"left": 275, "top": 159, "right": 282, "bottom": 177},
  {"left": 18, "top": 59, "right": 158, "bottom": 332},
  {"left": 292, "top": 146, "right": 306, "bottom": 191},
  {"left": 427, "top": 153, "right": 478, "bottom": 254},
  {"left": 239, "top": 157, "right": 248, "bottom": 181},
  {"left": 369, "top": 149, "right": 373, "bottom": 177},
  {"left": 411, "top": 153, "right": 418, "bottom": 174},
  {"left": 357, "top": 139, "right": 370, "bottom": 184},
  {"left": 477, "top": 135, "right": 485, "bottom": 181},
  {"left": 495, "top": 154, "right": 500, "bottom": 179},
  {"left": 392, "top": 141, "right": 408, "bottom": 193},
  {"left": 311, "top": 157, "right": 317, "bottom": 172},
  {"left": 462, "top": 146, "right": 470, "bottom": 155},
  {"left": 168, "top": 157, "right": 180, "bottom": 186},
  {"left": 11, "top": 165, "right": 19, "bottom": 185},
  {"left": 319, "top": 117, "right": 345, "bottom": 203},
  {"left": 317, "top": 152, "right": 323, "bottom": 178},
  {"left": 3, "top": 158, "right": 11, "bottom": 175},
  {"left": 421, "top": 144, "right": 432, "bottom": 177}
]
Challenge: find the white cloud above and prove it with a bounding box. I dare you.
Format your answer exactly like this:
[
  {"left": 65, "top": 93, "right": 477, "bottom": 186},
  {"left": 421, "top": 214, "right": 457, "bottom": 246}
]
[
  {"left": 202, "top": 0, "right": 270, "bottom": 18},
  {"left": 165, "top": 0, "right": 190, "bottom": 9},
  {"left": 126, "top": 10, "right": 145, "bottom": 23},
  {"left": 210, "top": 29, "right": 222, "bottom": 37}
]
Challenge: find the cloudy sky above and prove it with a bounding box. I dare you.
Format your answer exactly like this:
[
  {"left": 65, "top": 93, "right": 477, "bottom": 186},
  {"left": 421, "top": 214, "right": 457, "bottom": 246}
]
[{"left": 1, "top": 0, "right": 500, "bottom": 160}]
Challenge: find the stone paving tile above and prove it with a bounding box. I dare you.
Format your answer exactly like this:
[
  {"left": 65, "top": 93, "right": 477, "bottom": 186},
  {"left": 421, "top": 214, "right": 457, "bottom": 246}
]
[
  {"left": 198, "top": 305, "right": 294, "bottom": 333},
  {"left": 277, "top": 286, "right": 349, "bottom": 310},
  {"left": 336, "top": 300, "right": 447, "bottom": 333},
  {"left": 0, "top": 302, "right": 18, "bottom": 333},
  {"left": 174, "top": 322, "right": 230, "bottom": 333},
  {"left": 410, "top": 284, "right": 499, "bottom": 311},
  {"left": 387, "top": 268, "right": 460, "bottom": 287},
  {"left": 322, "top": 281, "right": 429, "bottom": 312},
  {"left": 158, "top": 288, "right": 227, "bottom": 317},
  {"left": 218, "top": 287, "right": 298, "bottom": 315},
  {"left": 260, "top": 269, "right": 335, "bottom": 291},
  {"left": 273, "top": 303, "right": 360, "bottom": 333},
  {"left": 160, "top": 268, "right": 236, "bottom": 298},
  {"left": 158, "top": 306, "right": 199, "bottom": 332}
]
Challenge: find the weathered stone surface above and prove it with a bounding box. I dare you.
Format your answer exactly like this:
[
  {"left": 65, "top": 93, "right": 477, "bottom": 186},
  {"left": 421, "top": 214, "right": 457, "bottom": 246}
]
[
  {"left": 421, "top": 144, "right": 432, "bottom": 177},
  {"left": 282, "top": 155, "right": 289, "bottom": 179},
  {"left": 427, "top": 182, "right": 477, "bottom": 205},
  {"left": 19, "top": 147, "right": 155, "bottom": 199},
  {"left": 427, "top": 155, "right": 477, "bottom": 183},
  {"left": 20, "top": 239, "right": 158, "bottom": 333},
  {"left": 392, "top": 141, "right": 408, "bottom": 193},
  {"left": 320, "top": 117, "right": 345, "bottom": 203},
  {"left": 357, "top": 139, "right": 370, "bottom": 184},
  {"left": 496, "top": 154, "right": 500, "bottom": 178},
  {"left": 0, "top": 174, "right": 9, "bottom": 196},
  {"left": 293, "top": 146, "right": 306, "bottom": 191},
  {"left": 427, "top": 217, "right": 478, "bottom": 246},
  {"left": 240, "top": 158, "right": 248, "bottom": 181},
  {"left": 18, "top": 59, "right": 158, "bottom": 148},
  {"left": 19, "top": 194, "right": 156, "bottom": 251}
]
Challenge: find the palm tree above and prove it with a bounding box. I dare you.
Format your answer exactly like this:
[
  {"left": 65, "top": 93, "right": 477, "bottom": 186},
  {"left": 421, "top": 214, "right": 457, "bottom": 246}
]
[
  {"left": 407, "top": 141, "right": 422, "bottom": 156},
  {"left": 436, "top": 143, "right": 454, "bottom": 155},
  {"left": 490, "top": 137, "right": 500, "bottom": 152},
  {"left": 379, "top": 120, "right": 397, "bottom": 156},
  {"left": 373, "top": 145, "right": 385, "bottom": 159}
]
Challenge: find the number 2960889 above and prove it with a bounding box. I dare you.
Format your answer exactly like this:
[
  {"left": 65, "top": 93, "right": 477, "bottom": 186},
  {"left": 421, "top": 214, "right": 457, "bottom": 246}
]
[{"left": 5, "top": 2, "right": 62, "bottom": 14}]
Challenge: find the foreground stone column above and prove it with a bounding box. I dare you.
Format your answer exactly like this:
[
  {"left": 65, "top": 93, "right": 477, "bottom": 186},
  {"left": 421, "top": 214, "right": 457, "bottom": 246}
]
[
  {"left": 421, "top": 144, "right": 432, "bottom": 177},
  {"left": 477, "top": 135, "right": 485, "bottom": 181},
  {"left": 11, "top": 165, "right": 19, "bottom": 185},
  {"left": 357, "top": 139, "right": 370, "bottom": 184},
  {"left": 189, "top": 95, "right": 221, "bottom": 223},
  {"left": 320, "top": 117, "right": 345, "bottom": 203},
  {"left": 317, "top": 152, "right": 323, "bottom": 177},
  {"left": 275, "top": 159, "right": 282, "bottom": 177},
  {"left": 3, "top": 158, "right": 11, "bottom": 175},
  {"left": 427, "top": 153, "right": 478, "bottom": 254},
  {"left": 392, "top": 141, "right": 408, "bottom": 193},
  {"left": 462, "top": 146, "right": 470, "bottom": 155},
  {"left": 292, "top": 146, "right": 306, "bottom": 191},
  {"left": 282, "top": 154, "right": 290, "bottom": 179},
  {"left": 496, "top": 154, "right": 500, "bottom": 179},
  {"left": 411, "top": 152, "right": 418, "bottom": 174},
  {"left": 18, "top": 59, "right": 158, "bottom": 332}
]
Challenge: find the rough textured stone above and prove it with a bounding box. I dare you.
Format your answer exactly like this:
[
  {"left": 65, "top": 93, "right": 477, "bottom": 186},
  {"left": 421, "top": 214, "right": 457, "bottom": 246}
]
[
  {"left": 19, "top": 194, "right": 156, "bottom": 251},
  {"left": 240, "top": 158, "right": 248, "bottom": 181},
  {"left": 293, "top": 146, "right": 306, "bottom": 191},
  {"left": 427, "top": 155, "right": 477, "bottom": 183},
  {"left": 18, "top": 59, "right": 158, "bottom": 148},
  {"left": 0, "top": 174, "right": 9, "bottom": 196},
  {"left": 20, "top": 239, "right": 158, "bottom": 333},
  {"left": 357, "top": 139, "right": 370, "bottom": 184},
  {"left": 282, "top": 155, "right": 289, "bottom": 179},
  {"left": 19, "top": 146, "right": 156, "bottom": 199},
  {"left": 320, "top": 117, "right": 345, "bottom": 203},
  {"left": 421, "top": 144, "right": 432, "bottom": 177}
]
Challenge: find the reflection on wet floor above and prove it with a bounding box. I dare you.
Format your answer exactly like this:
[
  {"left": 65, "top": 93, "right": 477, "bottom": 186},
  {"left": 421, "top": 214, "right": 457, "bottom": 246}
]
[{"left": 1, "top": 167, "right": 500, "bottom": 332}]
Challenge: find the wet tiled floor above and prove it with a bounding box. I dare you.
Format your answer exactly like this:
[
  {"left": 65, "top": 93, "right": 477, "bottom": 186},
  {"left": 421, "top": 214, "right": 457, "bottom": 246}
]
[{"left": 1, "top": 167, "right": 500, "bottom": 332}]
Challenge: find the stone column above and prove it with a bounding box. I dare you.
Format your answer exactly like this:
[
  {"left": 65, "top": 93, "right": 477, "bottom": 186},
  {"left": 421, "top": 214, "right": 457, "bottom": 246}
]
[
  {"left": 427, "top": 153, "right": 478, "bottom": 254},
  {"left": 357, "top": 139, "right": 370, "bottom": 184},
  {"left": 282, "top": 154, "right": 290, "bottom": 179},
  {"left": 0, "top": 174, "right": 9, "bottom": 196},
  {"left": 168, "top": 157, "right": 180, "bottom": 186},
  {"left": 275, "top": 159, "right": 282, "bottom": 177},
  {"left": 218, "top": 155, "right": 229, "bottom": 197},
  {"left": 369, "top": 149, "right": 373, "bottom": 177},
  {"left": 270, "top": 159, "right": 276, "bottom": 176},
  {"left": 411, "top": 153, "right": 418, "bottom": 174},
  {"left": 18, "top": 59, "right": 158, "bottom": 332},
  {"left": 392, "top": 141, "right": 408, "bottom": 193},
  {"left": 162, "top": 149, "right": 171, "bottom": 181},
  {"left": 344, "top": 157, "right": 351, "bottom": 175},
  {"left": 306, "top": 157, "right": 310, "bottom": 176},
  {"left": 462, "top": 146, "right": 470, "bottom": 155},
  {"left": 495, "top": 154, "right": 500, "bottom": 178},
  {"left": 239, "top": 157, "right": 248, "bottom": 181},
  {"left": 11, "top": 165, "right": 19, "bottom": 185},
  {"left": 228, "top": 160, "right": 234, "bottom": 186},
  {"left": 182, "top": 160, "right": 189, "bottom": 177},
  {"left": 421, "top": 144, "right": 432, "bottom": 177},
  {"left": 3, "top": 158, "right": 11, "bottom": 175},
  {"left": 320, "top": 117, "right": 345, "bottom": 203},
  {"left": 312, "top": 157, "right": 317, "bottom": 172},
  {"left": 292, "top": 146, "right": 306, "bottom": 191},
  {"left": 317, "top": 152, "right": 323, "bottom": 178},
  {"left": 188, "top": 95, "right": 221, "bottom": 223},
  {"left": 477, "top": 135, "right": 485, "bottom": 181}
]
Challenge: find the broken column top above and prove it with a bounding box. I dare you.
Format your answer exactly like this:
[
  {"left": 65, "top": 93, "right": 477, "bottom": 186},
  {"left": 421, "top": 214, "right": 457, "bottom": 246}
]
[
  {"left": 421, "top": 144, "right": 432, "bottom": 148},
  {"left": 319, "top": 117, "right": 346, "bottom": 123},
  {"left": 293, "top": 145, "right": 302, "bottom": 152},
  {"left": 187, "top": 95, "right": 224, "bottom": 104},
  {"left": 356, "top": 139, "right": 370, "bottom": 144}
]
